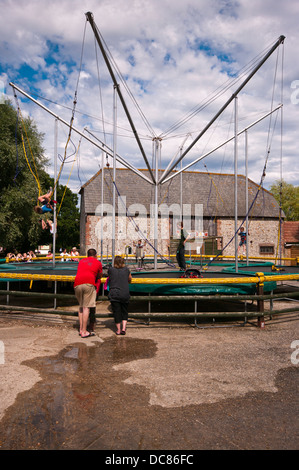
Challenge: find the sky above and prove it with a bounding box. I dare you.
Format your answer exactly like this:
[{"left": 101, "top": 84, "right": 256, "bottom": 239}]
[{"left": 1, "top": 0, "right": 299, "bottom": 197}]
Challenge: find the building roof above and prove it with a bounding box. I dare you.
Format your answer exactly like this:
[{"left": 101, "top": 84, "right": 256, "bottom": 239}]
[{"left": 80, "top": 168, "right": 281, "bottom": 219}]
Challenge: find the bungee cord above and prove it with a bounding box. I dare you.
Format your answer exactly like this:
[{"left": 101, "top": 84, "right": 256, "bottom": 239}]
[
  {"left": 92, "top": 22, "right": 156, "bottom": 140},
  {"left": 161, "top": 37, "right": 281, "bottom": 139},
  {"left": 113, "top": 180, "right": 176, "bottom": 268},
  {"left": 52, "top": 19, "right": 88, "bottom": 197},
  {"left": 13, "top": 90, "right": 42, "bottom": 201},
  {"left": 202, "top": 101, "right": 282, "bottom": 269},
  {"left": 103, "top": 160, "right": 175, "bottom": 267}
]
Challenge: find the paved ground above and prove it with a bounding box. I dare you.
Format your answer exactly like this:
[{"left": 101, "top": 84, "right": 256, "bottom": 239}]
[{"left": 0, "top": 302, "right": 298, "bottom": 451}]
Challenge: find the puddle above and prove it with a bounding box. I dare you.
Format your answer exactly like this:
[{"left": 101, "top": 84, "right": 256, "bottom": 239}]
[{"left": 0, "top": 337, "right": 157, "bottom": 450}]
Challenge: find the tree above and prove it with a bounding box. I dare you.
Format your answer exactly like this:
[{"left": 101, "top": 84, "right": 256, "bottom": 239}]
[
  {"left": 0, "top": 99, "right": 80, "bottom": 252},
  {"left": 0, "top": 99, "right": 47, "bottom": 251},
  {"left": 270, "top": 180, "right": 299, "bottom": 221}
]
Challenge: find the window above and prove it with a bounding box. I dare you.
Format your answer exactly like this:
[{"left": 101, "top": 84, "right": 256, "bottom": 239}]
[{"left": 259, "top": 245, "right": 274, "bottom": 254}]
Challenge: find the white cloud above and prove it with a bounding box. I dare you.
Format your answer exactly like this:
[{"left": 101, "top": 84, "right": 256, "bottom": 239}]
[{"left": 0, "top": 0, "right": 298, "bottom": 195}]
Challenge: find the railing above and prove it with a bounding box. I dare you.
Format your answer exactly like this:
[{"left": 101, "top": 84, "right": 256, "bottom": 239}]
[
  {"left": 4, "top": 254, "right": 299, "bottom": 264},
  {"left": 0, "top": 271, "right": 299, "bottom": 284},
  {"left": 0, "top": 271, "right": 298, "bottom": 328}
]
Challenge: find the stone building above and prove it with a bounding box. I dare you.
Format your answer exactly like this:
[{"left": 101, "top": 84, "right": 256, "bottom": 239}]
[{"left": 79, "top": 168, "right": 282, "bottom": 260}]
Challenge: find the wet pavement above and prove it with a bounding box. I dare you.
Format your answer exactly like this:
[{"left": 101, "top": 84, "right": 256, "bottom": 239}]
[{"left": 0, "top": 313, "right": 298, "bottom": 451}]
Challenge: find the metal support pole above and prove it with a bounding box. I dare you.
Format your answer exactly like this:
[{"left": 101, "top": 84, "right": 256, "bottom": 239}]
[
  {"left": 256, "top": 273, "right": 265, "bottom": 328},
  {"left": 159, "top": 35, "right": 285, "bottom": 184},
  {"left": 180, "top": 154, "right": 183, "bottom": 219},
  {"left": 85, "top": 11, "right": 155, "bottom": 184},
  {"left": 234, "top": 96, "right": 238, "bottom": 273},
  {"left": 101, "top": 150, "right": 104, "bottom": 264},
  {"left": 161, "top": 105, "right": 282, "bottom": 185},
  {"left": 9, "top": 83, "right": 153, "bottom": 186},
  {"left": 6, "top": 281, "right": 9, "bottom": 306},
  {"left": 279, "top": 103, "right": 284, "bottom": 264},
  {"left": 245, "top": 129, "right": 249, "bottom": 266},
  {"left": 52, "top": 119, "right": 57, "bottom": 268},
  {"left": 53, "top": 119, "right": 58, "bottom": 308},
  {"left": 112, "top": 85, "right": 117, "bottom": 264},
  {"left": 154, "top": 138, "right": 160, "bottom": 269}
]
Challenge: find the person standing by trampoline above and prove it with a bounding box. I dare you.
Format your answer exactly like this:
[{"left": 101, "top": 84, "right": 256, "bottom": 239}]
[
  {"left": 108, "top": 256, "right": 132, "bottom": 335},
  {"left": 134, "top": 239, "right": 146, "bottom": 269},
  {"left": 74, "top": 248, "right": 102, "bottom": 338},
  {"left": 176, "top": 222, "right": 190, "bottom": 271}
]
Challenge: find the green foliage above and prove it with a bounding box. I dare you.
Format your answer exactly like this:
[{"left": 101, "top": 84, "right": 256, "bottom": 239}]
[
  {"left": 270, "top": 180, "right": 299, "bottom": 221},
  {"left": 0, "top": 99, "right": 80, "bottom": 253}
]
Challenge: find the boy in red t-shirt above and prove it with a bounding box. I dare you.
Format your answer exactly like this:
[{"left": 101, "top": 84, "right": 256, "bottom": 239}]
[{"left": 74, "top": 248, "right": 102, "bottom": 338}]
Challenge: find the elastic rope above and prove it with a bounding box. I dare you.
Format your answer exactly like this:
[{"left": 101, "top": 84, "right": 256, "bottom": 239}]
[
  {"left": 113, "top": 181, "right": 176, "bottom": 268},
  {"left": 14, "top": 103, "right": 42, "bottom": 199},
  {"left": 13, "top": 92, "right": 42, "bottom": 199},
  {"left": 56, "top": 137, "right": 83, "bottom": 216},
  {"left": 53, "top": 19, "right": 87, "bottom": 194},
  {"left": 13, "top": 111, "right": 20, "bottom": 184}
]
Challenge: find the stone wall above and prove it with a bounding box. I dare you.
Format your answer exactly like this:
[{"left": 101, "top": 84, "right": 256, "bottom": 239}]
[
  {"left": 84, "top": 214, "right": 282, "bottom": 261},
  {"left": 85, "top": 214, "right": 171, "bottom": 258},
  {"left": 218, "top": 218, "right": 280, "bottom": 258}
]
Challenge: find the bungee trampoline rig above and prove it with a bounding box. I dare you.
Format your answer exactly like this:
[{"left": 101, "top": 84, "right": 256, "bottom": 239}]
[{"left": 4, "top": 14, "right": 298, "bottom": 327}]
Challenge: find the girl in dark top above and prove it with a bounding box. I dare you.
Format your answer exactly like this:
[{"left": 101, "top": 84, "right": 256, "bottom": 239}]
[{"left": 108, "top": 256, "right": 132, "bottom": 335}]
